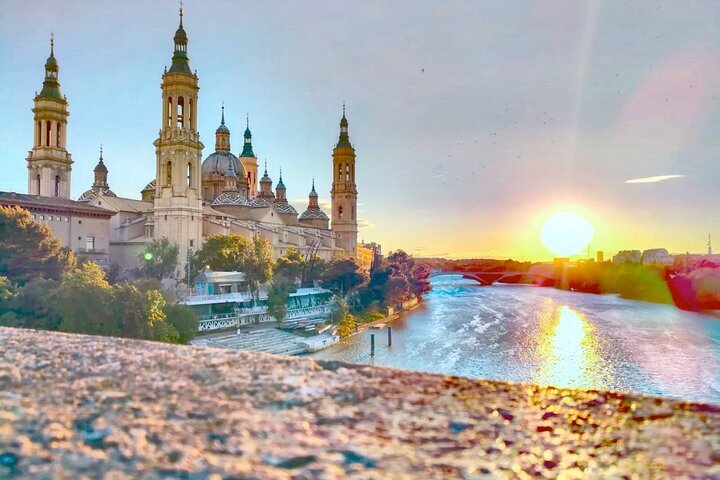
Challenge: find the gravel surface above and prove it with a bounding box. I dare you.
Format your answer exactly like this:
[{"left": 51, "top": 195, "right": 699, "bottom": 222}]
[{"left": 0, "top": 326, "right": 718, "bottom": 479}]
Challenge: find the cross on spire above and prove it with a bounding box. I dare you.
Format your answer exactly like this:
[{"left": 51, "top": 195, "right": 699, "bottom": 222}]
[
  {"left": 221, "top": 101, "right": 225, "bottom": 125},
  {"left": 179, "top": 1, "right": 184, "bottom": 26},
  {"left": 50, "top": 32, "right": 54, "bottom": 56}
]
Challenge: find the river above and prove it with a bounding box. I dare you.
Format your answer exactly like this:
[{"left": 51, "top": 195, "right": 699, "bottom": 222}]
[{"left": 310, "top": 275, "right": 720, "bottom": 404}]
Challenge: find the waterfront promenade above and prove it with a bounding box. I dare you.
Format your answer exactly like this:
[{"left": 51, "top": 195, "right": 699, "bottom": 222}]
[{"left": 1, "top": 326, "right": 718, "bottom": 478}]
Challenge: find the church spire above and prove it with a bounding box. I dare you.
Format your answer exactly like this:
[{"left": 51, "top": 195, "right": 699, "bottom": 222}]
[
  {"left": 169, "top": 3, "right": 191, "bottom": 74},
  {"left": 93, "top": 144, "right": 109, "bottom": 188},
  {"left": 337, "top": 103, "right": 352, "bottom": 148},
  {"left": 214, "top": 103, "right": 231, "bottom": 152},
  {"left": 39, "top": 33, "right": 62, "bottom": 99},
  {"left": 241, "top": 113, "right": 255, "bottom": 157}
]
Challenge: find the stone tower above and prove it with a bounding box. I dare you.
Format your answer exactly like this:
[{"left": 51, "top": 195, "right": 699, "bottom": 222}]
[
  {"left": 330, "top": 105, "right": 358, "bottom": 258},
  {"left": 152, "top": 7, "right": 204, "bottom": 270},
  {"left": 240, "top": 115, "right": 258, "bottom": 197},
  {"left": 27, "top": 35, "right": 73, "bottom": 198}
]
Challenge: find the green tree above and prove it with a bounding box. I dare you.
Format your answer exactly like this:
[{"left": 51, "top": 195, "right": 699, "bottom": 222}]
[
  {"left": 9, "top": 278, "right": 63, "bottom": 330},
  {"left": 244, "top": 234, "right": 274, "bottom": 301},
  {"left": 163, "top": 304, "right": 198, "bottom": 344},
  {"left": 321, "top": 258, "right": 368, "bottom": 296},
  {"left": 138, "top": 237, "right": 179, "bottom": 280},
  {"left": 193, "top": 234, "right": 250, "bottom": 273},
  {"left": 336, "top": 313, "right": 357, "bottom": 339},
  {"left": 274, "top": 247, "right": 304, "bottom": 287},
  {"left": 266, "top": 282, "right": 291, "bottom": 322},
  {"left": 145, "top": 290, "right": 180, "bottom": 342},
  {"left": 0, "top": 206, "right": 76, "bottom": 284},
  {"left": 57, "top": 262, "right": 116, "bottom": 336}
]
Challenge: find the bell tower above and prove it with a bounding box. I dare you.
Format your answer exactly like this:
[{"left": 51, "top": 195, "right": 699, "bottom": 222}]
[
  {"left": 331, "top": 104, "right": 358, "bottom": 258},
  {"left": 153, "top": 6, "right": 204, "bottom": 271},
  {"left": 27, "top": 34, "right": 72, "bottom": 198},
  {"left": 240, "top": 115, "right": 258, "bottom": 197}
]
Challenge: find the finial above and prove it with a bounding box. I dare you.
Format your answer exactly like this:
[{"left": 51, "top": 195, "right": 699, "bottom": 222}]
[
  {"left": 100, "top": 143, "right": 103, "bottom": 160},
  {"left": 279, "top": 167, "right": 283, "bottom": 181},
  {"left": 179, "top": 1, "right": 184, "bottom": 26},
  {"left": 50, "top": 32, "right": 54, "bottom": 56},
  {"left": 221, "top": 102, "right": 225, "bottom": 125},
  {"left": 246, "top": 113, "right": 249, "bottom": 129},
  {"left": 342, "top": 101, "right": 346, "bottom": 117},
  {"left": 312, "top": 177, "right": 315, "bottom": 189},
  {"left": 264, "top": 159, "right": 268, "bottom": 176}
]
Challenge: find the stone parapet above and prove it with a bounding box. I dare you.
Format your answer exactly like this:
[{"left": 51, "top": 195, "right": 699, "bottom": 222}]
[{"left": 0, "top": 326, "right": 718, "bottom": 478}]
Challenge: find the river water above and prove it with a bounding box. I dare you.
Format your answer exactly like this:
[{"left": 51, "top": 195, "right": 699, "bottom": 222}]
[{"left": 310, "top": 275, "right": 720, "bottom": 404}]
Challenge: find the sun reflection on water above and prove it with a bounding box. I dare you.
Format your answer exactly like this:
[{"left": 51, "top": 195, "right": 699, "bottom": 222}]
[{"left": 534, "top": 305, "right": 606, "bottom": 390}]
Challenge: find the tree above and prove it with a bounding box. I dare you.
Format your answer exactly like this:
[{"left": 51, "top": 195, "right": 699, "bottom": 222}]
[
  {"left": 321, "top": 258, "right": 368, "bottom": 296},
  {"left": 57, "top": 262, "right": 116, "bottom": 336},
  {"left": 336, "top": 313, "right": 357, "bottom": 339},
  {"left": 2, "top": 278, "right": 62, "bottom": 331},
  {"left": 0, "top": 206, "right": 76, "bottom": 284},
  {"left": 138, "top": 237, "right": 179, "bottom": 280},
  {"left": 192, "top": 234, "right": 250, "bottom": 273},
  {"left": 243, "top": 234, "right": 274, "bottom": 301},
  {"left": 266, "top": 282, "right": 291, "bottom": 322},
  {"left": 163, "top": 304, "right": 198, "bottom": 344},
  {"left": 274, "top": 247, "right": 304, "bottom": 287}
]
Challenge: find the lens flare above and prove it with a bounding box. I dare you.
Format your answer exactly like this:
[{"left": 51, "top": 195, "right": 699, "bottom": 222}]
[{"left": 540, "top": 212, "right": 594, "bottom": 256}]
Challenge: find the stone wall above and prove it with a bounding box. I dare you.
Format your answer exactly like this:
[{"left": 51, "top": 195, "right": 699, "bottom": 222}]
[{"left": 0, "top": 327, "right": 718, "bottom": 478}]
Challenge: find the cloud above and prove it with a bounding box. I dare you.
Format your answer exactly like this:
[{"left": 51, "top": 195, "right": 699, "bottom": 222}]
[
  {"left": 624, "top": 175, "right": 685, "bottom": 184},
  {"left": 358, "top": 219, "right": 375, "bottom": 230},
  {"left": 290, "top": 198, "right": 332, "bottom": 210}
]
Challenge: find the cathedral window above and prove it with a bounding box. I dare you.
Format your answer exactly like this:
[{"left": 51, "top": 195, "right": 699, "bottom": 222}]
[
  {"left": 177, "top": 96, "right": 185, "bottom": 129},
  {"left": 338, "top": 205, "right": 343, "bottom": 219},
  {"left": 37, "top": 121, "right": 41, "bottom": 146},
  {"left": 187, "top": 162, "right": 192, "bottom": 187},
  {"left": 56, "top": 123, "right": 61, "bottom": 148},
  {"left": 345, "top": 164, "right": 350, "bottom": 182},
  {"left": 54, "top": 175, "right": 60, "bottom": 196},
  {"left": 86, "top": 236, "right": 95, "bottom": 251},
  {"left": 166, "top": 161, "right": 172, "bottom": 186},
  {"left": 167, "top": 96, "right": 173, "bottom": 128},
  {"left": 45, "top": 121, "right": 51, "bottom": 146},
  {"left": 189, "top": 99, "right": 193, "bottom": 129}
]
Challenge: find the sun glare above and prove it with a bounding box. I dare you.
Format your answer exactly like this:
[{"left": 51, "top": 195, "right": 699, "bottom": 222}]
[{"left": 540, "top": 212, "right": 594, "bottom": 256}]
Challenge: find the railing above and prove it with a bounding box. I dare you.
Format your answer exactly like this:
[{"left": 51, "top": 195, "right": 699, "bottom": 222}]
[
  {"left": 182, "top": 291, "right": 254, "bottom": 305},
  {"left": 196, "top": 303, "right": 334, "bottom": 332}
]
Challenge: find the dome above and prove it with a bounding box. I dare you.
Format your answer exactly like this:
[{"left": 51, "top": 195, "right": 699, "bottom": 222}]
[
  {"left": 201, "top": 151, "right": 246, "bottom": 177},
  {"left": 94, "top": 159, "right": 108, "bottom": 173},
  {"left": 299, "top": 208, "right": 329, "bottom": 221},
  {"left": 142, "top": 180, "right": 156, "bottom": 192},
  {"left": 78, "top": 187, "right": 116, "bottom": 202},
  {"left": 216, "top": 123, "right": 230, "bottom": 134},
  {"left": 45, "top": 54, "right": 58, "bottom": 72},
  {"left": 174, "top": 25, "right": 188, "bottom": 45},
  {"left": 211, "top": 191, "right": 250, "bottom": 207},
  {"left": 273, "top": 203, "right": 298, "bottom": 215}
]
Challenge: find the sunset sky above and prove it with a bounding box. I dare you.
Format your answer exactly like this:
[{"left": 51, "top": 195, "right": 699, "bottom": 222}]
[{"left": 1, "top": 1, "right": 719, "bottom": 260}]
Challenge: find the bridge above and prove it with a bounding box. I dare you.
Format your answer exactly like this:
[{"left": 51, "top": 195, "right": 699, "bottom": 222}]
[{"left": 429, "top": 268, "right": 554, "bottom": 286}]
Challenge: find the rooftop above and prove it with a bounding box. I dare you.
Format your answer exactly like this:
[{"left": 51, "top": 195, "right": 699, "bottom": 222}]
[
  {"left": 0, "top": 191, "right": 115, "bottom": 217},
  {"left": 0, "top": 327, "right": 718, "bottom": 478}
]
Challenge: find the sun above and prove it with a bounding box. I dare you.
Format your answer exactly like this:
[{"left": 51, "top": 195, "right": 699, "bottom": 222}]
[{"left": 540, "top": 212, "right": 594, "bottom": 257}]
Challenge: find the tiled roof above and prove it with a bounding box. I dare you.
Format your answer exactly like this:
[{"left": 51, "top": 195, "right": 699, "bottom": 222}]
[{"left": 0, "top": 191, "right": 115, "bottom": 217}]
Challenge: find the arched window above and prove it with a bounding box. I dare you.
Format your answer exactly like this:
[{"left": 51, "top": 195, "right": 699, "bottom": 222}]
[
  {"left": 338, "top": 205, "right": 343, "bottom": 219},
  {"left": 187, "top": 162, "right": 192, "bottom": 188},
  {"left": 167, "top": 96, "right": 173, "bottom": 128},
  {"left": 56, "top": 122, "right": 62, "bottom": 148},
  {"left": 177, "top": 96, "right": 185, "bottom": 129},
  {"left": 45, "top": 121, "right": 51, "bottom": 146},
  {"left": 351, "top": 206, "right": 355, "bottom": 220},
  {"left": 37, "top": 121, "right": 41, "bottom": 146},
  {"left": 338, "top": 164, "right": 342, "bottom": 181},
  {"left": 345, "top": 164, "right": 350, "bottom": 182},
  {"left": 54, "top": 175, "right": 60, "bottom": 197},
  {"left": 36, "top": 174, "right": 41, "bottom": 195},
  {"left": 188, "top": 99, "right": 193, "bottom": 129},
  {"left": 166, "top": 161, "right": 172, "bottom": 186}
]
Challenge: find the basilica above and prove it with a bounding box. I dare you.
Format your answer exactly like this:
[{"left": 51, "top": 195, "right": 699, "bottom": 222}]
[{"left": 11, "top": 9, "right": 360, "bottom": 275}]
